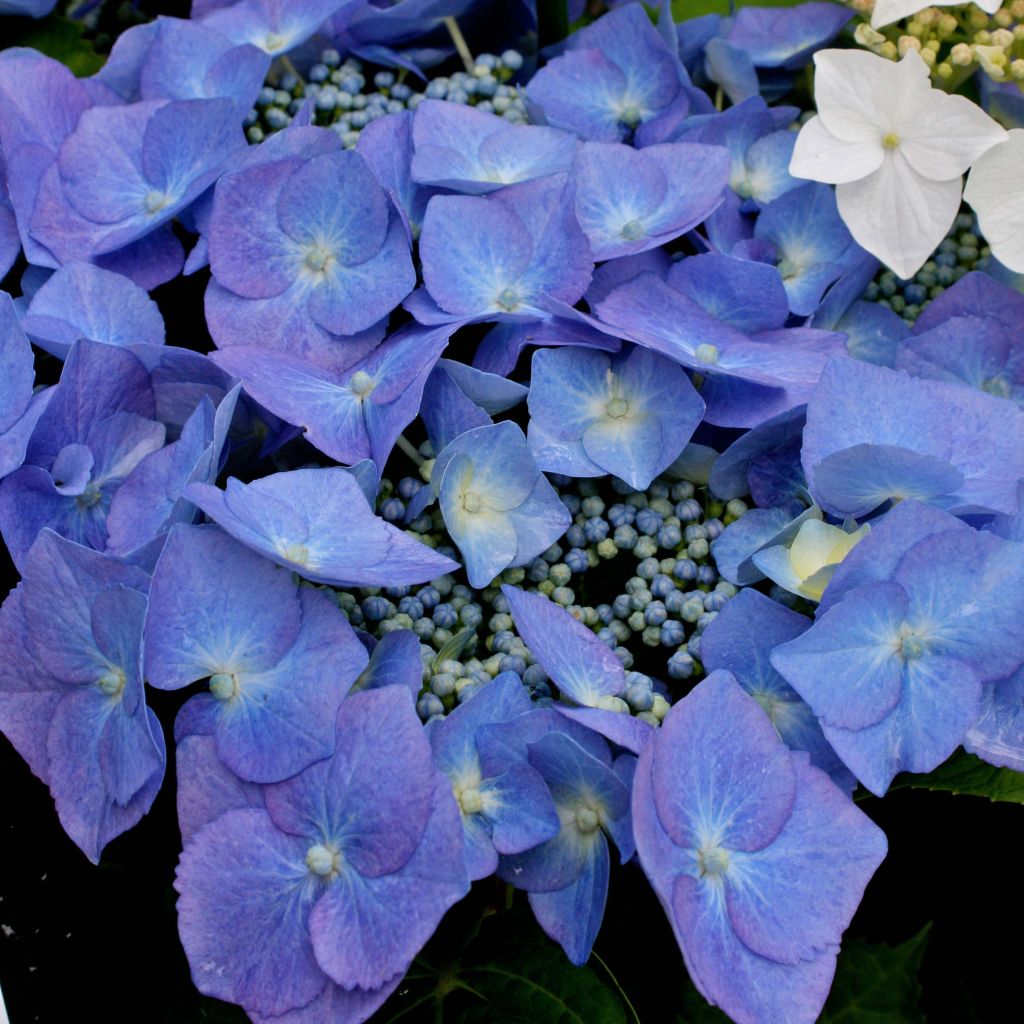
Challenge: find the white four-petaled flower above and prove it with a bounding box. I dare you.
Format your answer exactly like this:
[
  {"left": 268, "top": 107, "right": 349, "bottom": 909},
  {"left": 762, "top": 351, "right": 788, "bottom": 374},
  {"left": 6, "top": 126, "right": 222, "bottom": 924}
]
[
  {"left": 790, "top": 49, "right": 1008, "bottom": 279},
  {"left": 964, "top": 128, "right": 1024, "bottom": 273}
]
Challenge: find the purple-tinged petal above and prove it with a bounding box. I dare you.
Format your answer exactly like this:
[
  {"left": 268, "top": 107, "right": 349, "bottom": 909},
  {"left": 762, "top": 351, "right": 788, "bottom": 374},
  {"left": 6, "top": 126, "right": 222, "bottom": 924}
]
[
  {"left": 964, "top": 665, "right": 1024, "bottom": 773},
  {"left": 528, "top": 837, "right": 610, "bottom": 965},
  {"left": 185, "top": 468, "right": 459, "bottom": 587},
  {"left": 144, "top": 524, "right": 302, "bottom": 689},
  {"left": 308, "top": 776, "right": 467, "bottom": 990},
  {"left": 351, "top": 629, "right": 422, "bottom": 697},
  {"left": 201, "top": 588, "right": 367, "bottom": 783},
  {"left": 502, "top": 585, "right": 626, "bottom": 707},
  {"left": 21, "top": 261, "right": 165, "bottom": 358},
  {"left": 175, "top": 808, "right": 326, "bottom": 1017},
  {"left": 652, "top": 670, "right": 796, "bottom": 853},
  {"left": 175, "top": 733, "right": 265, "bottom": 845}
]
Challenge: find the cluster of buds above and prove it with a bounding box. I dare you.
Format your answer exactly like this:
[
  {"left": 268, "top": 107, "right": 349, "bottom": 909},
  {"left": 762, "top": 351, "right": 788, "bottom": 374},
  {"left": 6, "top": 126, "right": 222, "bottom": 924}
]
[{"left": 850, "top": 1, "right": 1024, "bottom": 85}]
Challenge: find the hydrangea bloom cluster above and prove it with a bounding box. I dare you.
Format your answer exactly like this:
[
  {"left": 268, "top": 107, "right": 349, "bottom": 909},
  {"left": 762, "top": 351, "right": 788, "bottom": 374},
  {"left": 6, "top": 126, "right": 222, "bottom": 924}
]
[{"left": 3, "top": 2, "right": 1024, "bottom": 1022}]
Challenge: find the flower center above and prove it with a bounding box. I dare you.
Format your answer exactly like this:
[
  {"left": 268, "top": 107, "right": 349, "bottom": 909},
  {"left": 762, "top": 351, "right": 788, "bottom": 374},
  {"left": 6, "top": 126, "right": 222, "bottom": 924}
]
[
  {"left": 306, "top": 843, "right": 341, "bottom": 878},
  {"left": 982, "top": 375, "right": 1011, "bottom": 399},
  {"left": 304, "top": 244, "right": 335, "bottom": 274},
  {"left": 457, "top": 787, "right": 484, "bottom": 815},
  {"left": 349, "top": 370, "right": 375, "bottom": 397},
  {"left": 462, "top": 491, "right": 484, "bottom": 514},
  {"left": 618, "top": 105, "right": 641, "bottom": 128},
  {"left": 882, "top": 132, "right": 900, "bottom": 150},
  {"left": 283, "top": 543, "right": 309, "bottom": 565},
  {"left": 697, "top": 845, "right": 730, "bottom": 878},
  {"left": 777, "top": 258, "right": 798, "bottom": 280},
  {"left": 97, "top": 667, "right": 126, "bottom": 699},
  {"left": 620, "top": 219, "right": 645, "bottom": 241},
  {"left": 900, "top": 633, "right": 926, "bottom": 660},
  {"left": 575, "top": 806, "right": 600, "bottom": 833},
  {"left": 75, "top": 483, "right": 103, "bottom": 509},
  {"left": 695, "top": 343, "right": 719, "bottom": 365},
  {"left": 209, "top": 672, "right": 241, "bottom": 701},
  {"left": 606, "top": 396, "right": 629, "bottom": 419},
  {"left": 496, "top": 287, "right": 521, "bottom": 311},
  {"left": 264, "top": 32, "right": 287, "bottom": 52},
  {"left": 143, "top": 190, "right": 170, "bottom": 215}
]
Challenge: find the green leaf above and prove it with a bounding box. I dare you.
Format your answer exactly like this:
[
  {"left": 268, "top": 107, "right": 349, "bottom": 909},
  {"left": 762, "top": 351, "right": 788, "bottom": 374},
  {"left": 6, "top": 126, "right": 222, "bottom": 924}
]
[
  {"left": 454, "top": 914, "right": 630, "bottom": 1024},
  {"left": 819, "top": 925, "right": 931, "bottom": 1024},
  {"left": 672, "top": 0, "right": 810, "bottom": 19},
  {"left": 5, "top": 14, "right": 104, "bottom": 77},
  {"left": 898, "top": 750, "right": 1024, "bottom": 803}
]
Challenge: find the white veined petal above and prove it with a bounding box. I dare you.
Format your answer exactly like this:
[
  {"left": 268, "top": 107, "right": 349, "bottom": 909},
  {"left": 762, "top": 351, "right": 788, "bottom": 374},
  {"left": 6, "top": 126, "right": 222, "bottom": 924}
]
[
  {"left": 964, "top": 129, "right": 1024, "bottom": 273},
  {"left": 900, "top": 91, "right": 1008, "bottom": 180},
  {"left": 812, "top": 48, "right": 930, "bottom": 144},
  {"left": 875, "top": 0, "right": 1001, "bottom": 23},
  {"left": 836, "top": 154, "right": 961, "bottom": 279},
  {"left": 790, "top": 115, "right": 884, "bottom": 185}
]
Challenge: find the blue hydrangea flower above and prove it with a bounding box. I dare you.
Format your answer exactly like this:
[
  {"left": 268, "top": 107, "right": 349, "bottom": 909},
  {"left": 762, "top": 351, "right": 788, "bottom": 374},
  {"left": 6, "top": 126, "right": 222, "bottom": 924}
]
[
  {"left": 594, "top": 267, "right": 845, "bottom": 428},
  {"left": 416, "top": 173, "right": 592, "bottom": 323},
  {"left": 964, "top": 664, "right": 1024, "bottom": 774},
  {"left": 0, "top": 529, "right": 165, "bottom": 862},
  {"left": 701, "top": 589, "right": 855, "bottom": 790},
  {"left": 357, "top": 109, "right": 436, "bottom": 241},
  {"left": 526, "top": 3, "right": 691, "bottom": 144},
  {"left": 0, "top": 339, "right": 164, "bottom": 568},
  {"left": 41, "top": 97, "right": 244, "bottom": 258},
  {"left": 0, "top": 291, "right": 46, "bottom": 480},
  {"left": 483, "top": 707, "right": 632, "bottom": 964},
  {"left": 145, "top": 524, "right": 370, "bottom": 782},
  {"left": 94, "top": 16, "right": 270, "bottom": 110},
  {"left": 420, "top": 357, "right": 528, "bottom": 455},
  {"left": 0, "top": 162, "right": 19, "bottom": 280},
  {"left": 411, "top": 99, "right": 578, "bottom": 195},
  {"left": 175, "top": 686, "right": 468, "bottom": 1021},
  {"left": 572, "top": 140, "right": 730, "bottom": 260},
  {"left": 209, "top": 144, "right": 414, "bottom": 341},
  {"left": 428, "top": 422, "right": 571, "bottom": 588},
  {"left": 200, "top": 0, "right": 348, "bottom": 56},
  {"left": 104, "top": 385, "right": 240, "bottom": 561},
  {"left": 527, "top": 343, "right": 704, "bottom": 491},
  {"left": 633, "top": 670, "right": 886, "bottom": 1024},
  {"left": 185, "top": 467, "right": 459, "bottom": 587},
  {"left": 802, "top": 358, "right": 1024, "bottom": 518},
  {"left": 772, "top": 502, "right": 1024, "bottom": 795},
  {"left": 211, "top": 322, "right": 452, "bottom": 468},
  {"left": 501, "top": 584, "right": 653, "bottom": 754},
  {"left": 20, "top": 261, "right": 166, "bottom": 358},
  {"left": 754, "top": 183, "right": 864, "bottom": 317},
  {"left": 708, "top": 405, "right": 807, "bottom": 508},
  {"left": 430, "top": 672, "right": 561, "bottom": 881}
]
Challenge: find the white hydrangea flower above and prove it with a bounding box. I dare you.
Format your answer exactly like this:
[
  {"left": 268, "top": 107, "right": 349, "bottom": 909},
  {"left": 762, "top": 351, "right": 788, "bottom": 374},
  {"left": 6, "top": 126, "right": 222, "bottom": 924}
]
[
  {"left": 964, "top": 128, "right": 1024, "bottom": 272},
  {"left": 870, "top": 0, "right": 1001, "bottom": 30},
  {"left": 790, "top": 48, "right": 1008, "bottom": 278}
]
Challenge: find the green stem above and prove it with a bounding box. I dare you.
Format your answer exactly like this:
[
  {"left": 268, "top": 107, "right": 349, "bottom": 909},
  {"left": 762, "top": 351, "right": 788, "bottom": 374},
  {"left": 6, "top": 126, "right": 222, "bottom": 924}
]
[
  {"left": 444, "top": 16, "right": 476, "bottom": 74},
  {"left": 590, "top": 950, "right": 641, "bottom": 1024},
  {"left": 396, "top": 433, "right": 425, "bottom": 468},
  {"left": 279, "top": 55, "right": 304, "bottom": 85}
]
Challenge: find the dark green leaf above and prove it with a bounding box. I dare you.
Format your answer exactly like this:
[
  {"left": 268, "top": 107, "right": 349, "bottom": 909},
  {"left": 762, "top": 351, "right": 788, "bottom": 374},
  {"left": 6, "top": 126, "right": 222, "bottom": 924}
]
[
  {"left": 454, "top": 912, "right": 629, "bottom": 1024},
  {"left": 897, "top": 750, "right": 1024, "bottom": 803},
  {"left": 820, "top": 925, "right": 931, "bottom": 1024},
  {"left": 672, "top": 0, "right": 811, "bottom": 19},
  {"left": 5, "top": 14, "right": 104, "bottom": 77}
]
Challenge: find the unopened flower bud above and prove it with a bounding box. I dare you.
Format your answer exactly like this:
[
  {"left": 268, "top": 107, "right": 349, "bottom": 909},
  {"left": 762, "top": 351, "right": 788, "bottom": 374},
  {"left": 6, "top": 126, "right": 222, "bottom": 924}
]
[
  {"left": 879, "top": 40, "right": 898, "bottom": 59},
  {"left": 938, "top": 14, "right": 958, "bottom": 36},
  {"left": 936, "top": 61, "right": 954, "bottom": 79},
  {"left": 898, "top": 35, "right": 922, "bottom": 56},
  {"left": 994, "top": 8, "right": 1013, "bottom": 27},
  {"left": 974, "top": 29, "right": 992, "bottom": 44},
  {"left": 855, "top": 23, "right": 886, "bottom": 46},
  {"left": 950, "top": 42, "right": 975, "bottom": 65},
  {"left": 991, "top": 28, "right": 1014, "bottom": 48},
  {"left": 919, "top": 46, "right": 936, "bottom": 64},
  {"left": 1011, "top": 58, "right": 1024, "bottom": 80}
]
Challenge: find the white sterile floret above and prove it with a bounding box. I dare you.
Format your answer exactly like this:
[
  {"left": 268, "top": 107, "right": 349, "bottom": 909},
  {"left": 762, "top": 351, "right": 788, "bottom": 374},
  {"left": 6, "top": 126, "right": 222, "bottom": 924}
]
[
  {"left": 790, "top": 49, "right": 1007, "bottom": 278},
  {"left": 870, "top": 0, "right": 1001, "bottom": 30},
  {"left": 964, "top": 129, "right": 1024, "bottom": 272}
]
